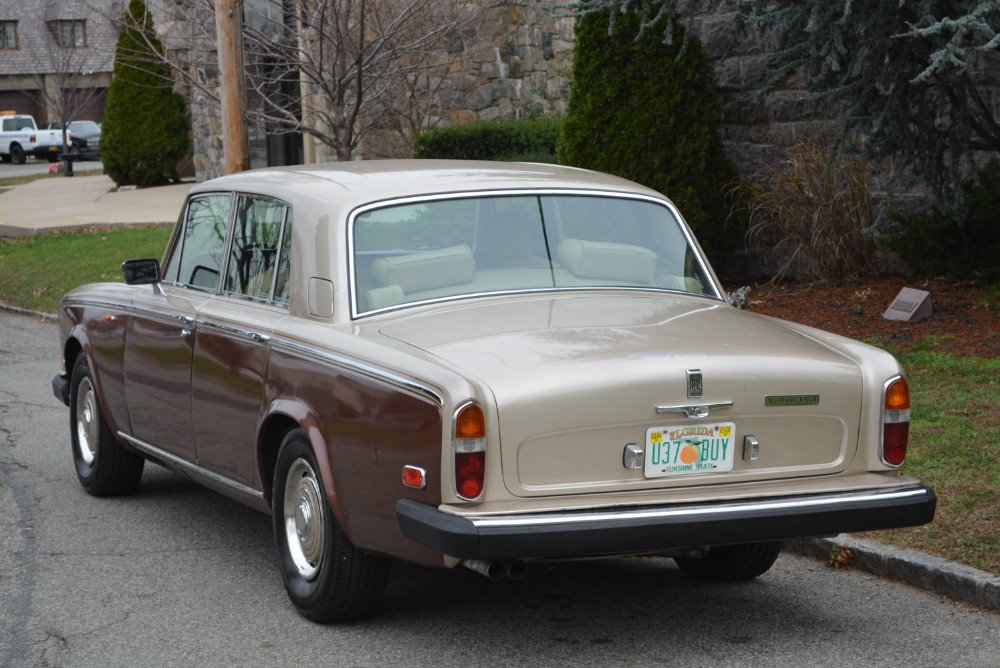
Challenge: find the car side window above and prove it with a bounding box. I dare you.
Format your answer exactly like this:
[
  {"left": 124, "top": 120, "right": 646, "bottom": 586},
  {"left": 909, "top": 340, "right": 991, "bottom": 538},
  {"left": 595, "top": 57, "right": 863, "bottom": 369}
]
[
  {"left": 163, "top": 194, "right": 232, "bottom": 291},
  {"left": 223, "top": 195, "right": 290, "bottom": 304}
]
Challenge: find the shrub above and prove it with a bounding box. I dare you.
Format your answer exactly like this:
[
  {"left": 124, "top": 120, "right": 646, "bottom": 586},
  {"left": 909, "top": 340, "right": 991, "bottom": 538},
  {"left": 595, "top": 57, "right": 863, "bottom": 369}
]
[
  {"left": 101, "top": 0, "right": 190, "bottom": 188},
  {"left": 414, "top": 118, "right": 561, "bottom": 163},
  {"left": 728, "top": 144, "right": 883, "bottom": 282},
  {"left": 556, "top": 2, "right": 735, "bottom": 248},
  {"left": 887, "top": 161, "right": 1000, "bottom": 281}
]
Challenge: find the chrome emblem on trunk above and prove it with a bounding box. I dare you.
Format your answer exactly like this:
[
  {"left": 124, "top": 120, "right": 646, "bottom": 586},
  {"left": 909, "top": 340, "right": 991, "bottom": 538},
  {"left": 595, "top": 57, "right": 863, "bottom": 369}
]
[{"left": 686, "top": 369, "right": 703, "bottom": 398}]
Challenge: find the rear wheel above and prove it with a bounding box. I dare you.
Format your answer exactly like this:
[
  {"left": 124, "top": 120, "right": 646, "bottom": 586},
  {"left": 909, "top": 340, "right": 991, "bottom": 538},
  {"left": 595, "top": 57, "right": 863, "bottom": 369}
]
[
  {"left": 272, "top": 429, "right": 390, "bottom": 622},
  {"left": 9, "top": 143, "right": 25, "bottom": 164},
  {"left": 674, "top": 541, "right": 782, "bottom": 582},
  {"left": 69, "top": 356, "right": 144, "bottom": 496}
]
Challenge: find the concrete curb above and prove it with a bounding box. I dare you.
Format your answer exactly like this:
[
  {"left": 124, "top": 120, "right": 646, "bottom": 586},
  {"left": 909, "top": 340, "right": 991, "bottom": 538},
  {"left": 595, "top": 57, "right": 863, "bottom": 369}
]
[
  {"left": 0, "top": 220, "right": 170, "bottom": 239},
  {"left": 0, "top": 302, "right": 57, "bottom": 322},
  {"left": 787, "top": 535, "right": 1000, "bottom": 611}
]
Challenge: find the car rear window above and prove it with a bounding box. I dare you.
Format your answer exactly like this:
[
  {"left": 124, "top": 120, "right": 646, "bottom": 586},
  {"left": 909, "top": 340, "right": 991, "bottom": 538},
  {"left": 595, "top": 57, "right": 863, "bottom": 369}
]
[{"left": 351, "top": 193, "right": 717, "bottom": 316}]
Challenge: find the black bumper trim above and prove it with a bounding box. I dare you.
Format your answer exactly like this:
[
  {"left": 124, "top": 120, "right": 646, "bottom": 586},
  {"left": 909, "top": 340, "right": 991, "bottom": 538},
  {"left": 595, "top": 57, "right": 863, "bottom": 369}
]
[
  {"left": 396, "top": 485, "right": 936, "bottom": 560},
  {"left": 52, "top": 373, "right": 70, "bottom": 407}
]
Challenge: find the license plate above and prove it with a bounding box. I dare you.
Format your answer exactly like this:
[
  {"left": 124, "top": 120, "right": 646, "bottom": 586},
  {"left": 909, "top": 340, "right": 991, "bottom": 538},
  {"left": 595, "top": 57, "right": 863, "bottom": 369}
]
[{"left": 644, "top": 422, "right": 736, "bottom": 478}]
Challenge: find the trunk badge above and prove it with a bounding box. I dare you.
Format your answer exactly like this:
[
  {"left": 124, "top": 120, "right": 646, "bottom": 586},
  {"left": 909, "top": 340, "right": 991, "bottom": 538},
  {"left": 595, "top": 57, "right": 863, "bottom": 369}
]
[{"left": 686, "top": 369, "right": 703, "bottom": 398}]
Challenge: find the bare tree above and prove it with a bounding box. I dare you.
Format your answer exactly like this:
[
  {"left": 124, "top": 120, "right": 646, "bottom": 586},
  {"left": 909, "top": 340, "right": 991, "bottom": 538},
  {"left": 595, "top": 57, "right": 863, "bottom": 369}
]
[
  {"left": 29, "top": 3, "right": 111, "bottom": 163},
  {"left": 104, "top": 0, "right": 496, "bottom": 161}
]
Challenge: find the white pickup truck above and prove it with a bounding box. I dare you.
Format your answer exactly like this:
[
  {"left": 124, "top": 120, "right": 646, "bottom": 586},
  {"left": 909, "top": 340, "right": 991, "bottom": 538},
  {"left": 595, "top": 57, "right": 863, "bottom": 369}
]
[{"left": 0, "top": 112, "right": 63, "bottom": 164}]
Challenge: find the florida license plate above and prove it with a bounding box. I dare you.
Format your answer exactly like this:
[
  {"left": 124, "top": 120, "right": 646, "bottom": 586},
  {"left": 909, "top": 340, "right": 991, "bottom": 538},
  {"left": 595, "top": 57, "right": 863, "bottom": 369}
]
[{"left": 644, "top": 422, "right": 736, "bottom": 478}]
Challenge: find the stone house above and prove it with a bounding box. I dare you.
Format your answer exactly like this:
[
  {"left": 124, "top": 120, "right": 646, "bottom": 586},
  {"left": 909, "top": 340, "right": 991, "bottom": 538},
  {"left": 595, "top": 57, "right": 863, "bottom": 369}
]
[{"left": 0, "top": 0, "right": 118, "bottom": 124}]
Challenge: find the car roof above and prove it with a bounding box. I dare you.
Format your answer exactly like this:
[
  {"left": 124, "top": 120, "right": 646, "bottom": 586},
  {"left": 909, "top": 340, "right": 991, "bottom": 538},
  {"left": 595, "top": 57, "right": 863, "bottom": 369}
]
[{"left": 187, "top": 160, "right": 669, "bottom": 212}]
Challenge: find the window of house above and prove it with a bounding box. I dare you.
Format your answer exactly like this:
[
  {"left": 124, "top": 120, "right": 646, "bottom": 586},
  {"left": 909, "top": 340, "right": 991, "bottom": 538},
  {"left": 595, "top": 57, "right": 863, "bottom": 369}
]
[
  {"left": 0, "top": 21, "right": 17, "bottom": 49},
  {"left": 50, "top": 19, "right": 86, "bottom": 47}
]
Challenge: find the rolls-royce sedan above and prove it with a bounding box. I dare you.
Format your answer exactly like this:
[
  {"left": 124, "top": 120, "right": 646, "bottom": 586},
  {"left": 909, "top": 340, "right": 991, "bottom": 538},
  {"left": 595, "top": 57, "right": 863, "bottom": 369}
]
[{"left": 52, "top": 160, "right": 935, "bottom": 622}]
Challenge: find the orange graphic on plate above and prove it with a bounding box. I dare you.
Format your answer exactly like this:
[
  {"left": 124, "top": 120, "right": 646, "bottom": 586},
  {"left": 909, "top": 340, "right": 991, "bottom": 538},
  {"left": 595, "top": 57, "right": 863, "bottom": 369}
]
[{"left": 680, "top": 444, "right": 699, "bottom": 464}]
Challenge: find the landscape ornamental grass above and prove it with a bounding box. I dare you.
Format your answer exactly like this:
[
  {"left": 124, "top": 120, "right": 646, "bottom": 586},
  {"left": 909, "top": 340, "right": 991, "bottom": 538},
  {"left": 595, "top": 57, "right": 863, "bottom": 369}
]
[{"left": 729, "top": 143, "right": 883, "bottom": 283}]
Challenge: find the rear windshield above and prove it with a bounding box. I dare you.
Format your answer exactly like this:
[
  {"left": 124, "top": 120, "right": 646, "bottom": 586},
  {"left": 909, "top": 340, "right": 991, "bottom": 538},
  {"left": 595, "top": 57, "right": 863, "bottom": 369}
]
[{"left": 351, "top": 193, "right": 717, "bottom": 316}]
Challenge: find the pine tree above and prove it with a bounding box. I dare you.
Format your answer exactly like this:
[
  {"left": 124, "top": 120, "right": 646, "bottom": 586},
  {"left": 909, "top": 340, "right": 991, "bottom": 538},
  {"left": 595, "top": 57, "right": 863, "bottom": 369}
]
[{"left": 102, "top": 0, "right": 190, "bottom": 188}]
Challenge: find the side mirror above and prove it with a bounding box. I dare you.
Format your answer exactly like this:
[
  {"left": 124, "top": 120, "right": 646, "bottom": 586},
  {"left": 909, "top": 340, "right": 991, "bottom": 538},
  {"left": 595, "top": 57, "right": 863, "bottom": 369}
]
[{"left": 122, "top": 258, "right": 161, "bottom": 285}]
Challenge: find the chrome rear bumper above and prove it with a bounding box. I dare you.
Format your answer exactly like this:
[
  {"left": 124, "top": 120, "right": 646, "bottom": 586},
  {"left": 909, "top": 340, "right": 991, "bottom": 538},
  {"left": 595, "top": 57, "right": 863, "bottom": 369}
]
[{"left": 396, "top": 485, "right": 936, "bottom": 560}]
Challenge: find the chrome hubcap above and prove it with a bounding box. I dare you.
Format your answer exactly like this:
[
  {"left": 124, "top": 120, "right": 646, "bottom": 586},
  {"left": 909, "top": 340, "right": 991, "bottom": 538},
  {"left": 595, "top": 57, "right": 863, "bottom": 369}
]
[
  {"left": 283, "top": 458, "right": 324, "bottom": 580},
  {"left": 75, "top": 377, "right": 98, "bottom": 465}
]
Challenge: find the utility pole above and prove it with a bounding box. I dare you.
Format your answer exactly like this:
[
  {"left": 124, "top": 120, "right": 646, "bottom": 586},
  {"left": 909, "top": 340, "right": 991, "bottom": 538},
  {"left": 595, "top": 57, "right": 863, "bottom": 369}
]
[{"left": 215, "top": 0, "right": 250, "bottom": 175}]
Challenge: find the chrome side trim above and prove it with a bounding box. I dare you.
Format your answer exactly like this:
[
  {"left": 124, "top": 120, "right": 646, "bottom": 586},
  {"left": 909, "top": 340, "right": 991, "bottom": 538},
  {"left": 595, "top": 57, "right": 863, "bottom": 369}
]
[
  {"left": 655, "top": 401, "right": 733, "bottom": 419},
  {"left": 466, "top": 486, "right": 932, "bottom": 529},
  {"left": 268, "top": 336, "right": 444, "bottom": 406},
  {"left": 60, "top": 297, "right": 126, "bottom": 311},
  {"left": 117, "top": 431, "right": 264, "bottom": 501},
  {"left": 60, "top": 298, "right": 196, "bottom": 327},
  {"left": 198, "top": 318, "right": 272, "bottom": 344}
]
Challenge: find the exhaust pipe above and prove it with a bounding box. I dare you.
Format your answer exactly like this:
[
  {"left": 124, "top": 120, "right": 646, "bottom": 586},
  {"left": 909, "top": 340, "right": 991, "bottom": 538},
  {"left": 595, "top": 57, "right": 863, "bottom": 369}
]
[
  {"left": 506, "top": 559, "right": 528, "bottom": 581},
  {"left": 462, "top": 559, "right": 508, "bottom": 582},
  {"left": 461, "top": 559, "right": 529, "bottom": 581}
]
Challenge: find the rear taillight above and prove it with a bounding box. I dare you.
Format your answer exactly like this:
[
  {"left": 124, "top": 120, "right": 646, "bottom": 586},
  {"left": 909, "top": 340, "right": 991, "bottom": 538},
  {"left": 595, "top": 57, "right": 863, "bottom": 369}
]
[
  {"left": 453, "top": 402, "right": 486, "bottom": 500},
  {"left": 882, "top": 377, "right": 910, "bottom": 466}
]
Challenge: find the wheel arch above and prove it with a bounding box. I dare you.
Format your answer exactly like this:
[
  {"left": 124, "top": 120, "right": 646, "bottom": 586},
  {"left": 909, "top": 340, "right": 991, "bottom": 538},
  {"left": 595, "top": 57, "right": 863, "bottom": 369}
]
[
  {"left": 259, "top": 399, "right": 349, "bottom": 533},
  {"left": 63, "top": 329, "right": 129, "bottom": 440}
]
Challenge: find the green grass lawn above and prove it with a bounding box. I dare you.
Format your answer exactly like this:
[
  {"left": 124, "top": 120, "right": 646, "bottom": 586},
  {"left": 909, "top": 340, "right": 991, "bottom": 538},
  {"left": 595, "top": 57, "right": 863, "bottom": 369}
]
[
  {"left": 1, "top": 226, "right": 996, "bottom": 575},
  {"left": 866, "top": 338, "right": 1000, "bottom": 574},
  {"left": 0, "top": 225, "right": 173, "bottom": 312}
]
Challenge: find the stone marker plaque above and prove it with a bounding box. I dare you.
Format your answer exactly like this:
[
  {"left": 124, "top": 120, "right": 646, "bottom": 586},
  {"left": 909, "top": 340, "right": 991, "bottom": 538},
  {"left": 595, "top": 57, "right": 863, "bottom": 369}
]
[{"left": 883, "top": 287, "right": 933, "bottom": 322}]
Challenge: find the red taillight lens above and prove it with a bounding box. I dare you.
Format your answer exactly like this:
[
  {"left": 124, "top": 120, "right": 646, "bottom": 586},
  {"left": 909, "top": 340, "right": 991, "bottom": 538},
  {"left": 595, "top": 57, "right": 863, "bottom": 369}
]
[
  {"left": 882, "top": 377, "right": 911, "bottom": 466},
  {"left": 455, "top": 452, "right": 485, "bottom": 498},
  {"left": 454, "top": 403, "right": 486, "bottom": 500}
]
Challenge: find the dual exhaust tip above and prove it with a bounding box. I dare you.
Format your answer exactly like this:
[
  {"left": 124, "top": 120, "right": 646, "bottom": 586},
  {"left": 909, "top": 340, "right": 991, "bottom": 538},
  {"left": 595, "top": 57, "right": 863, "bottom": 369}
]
[{"left": 462, "top": 558, "right": 528, "bottom": 582}]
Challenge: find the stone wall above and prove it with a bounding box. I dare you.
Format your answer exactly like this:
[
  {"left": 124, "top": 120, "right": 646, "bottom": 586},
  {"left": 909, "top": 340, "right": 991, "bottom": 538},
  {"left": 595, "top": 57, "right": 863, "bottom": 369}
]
[
  {"left": 173, "top": 1, "right": 975, "bottom": 186},
  {"left": 679, "top": 3, "right": 841, "bottom": 177}
]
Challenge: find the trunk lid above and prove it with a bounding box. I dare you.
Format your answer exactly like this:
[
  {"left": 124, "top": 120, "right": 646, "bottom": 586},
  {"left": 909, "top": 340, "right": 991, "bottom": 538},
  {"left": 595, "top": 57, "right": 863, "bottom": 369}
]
[{"left": 380, "top": 294, "right": 863, "bottom": 498}]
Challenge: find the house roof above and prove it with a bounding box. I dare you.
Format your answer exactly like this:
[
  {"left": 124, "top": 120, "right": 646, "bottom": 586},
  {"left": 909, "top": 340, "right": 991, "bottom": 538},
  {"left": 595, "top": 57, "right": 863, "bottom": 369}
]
[{"left": 0, "top": 0, "right": 117, "bottom": 77}]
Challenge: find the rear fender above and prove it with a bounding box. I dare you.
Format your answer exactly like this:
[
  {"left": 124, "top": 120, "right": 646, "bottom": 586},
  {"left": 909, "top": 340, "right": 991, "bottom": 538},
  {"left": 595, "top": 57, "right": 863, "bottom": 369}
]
[{"left": 261, "top": 397, "right": 350, "bottom": 534}]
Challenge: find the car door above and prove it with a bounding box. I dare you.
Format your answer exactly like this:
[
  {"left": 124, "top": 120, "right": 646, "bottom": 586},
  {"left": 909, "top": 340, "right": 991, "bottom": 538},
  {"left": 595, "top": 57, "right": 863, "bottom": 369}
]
[
  {"left": 123, "top": 193, "right": 233, "bottom": 461},
  {"left": 191, "top": 195, "right": 293, "bottom": 486}
]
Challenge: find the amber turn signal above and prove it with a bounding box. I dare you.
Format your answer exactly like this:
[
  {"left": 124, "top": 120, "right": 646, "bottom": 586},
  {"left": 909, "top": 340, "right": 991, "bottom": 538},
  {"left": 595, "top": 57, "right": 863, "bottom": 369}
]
[{"left": 885, "top": 377, "right": 910, "bottom": 411}]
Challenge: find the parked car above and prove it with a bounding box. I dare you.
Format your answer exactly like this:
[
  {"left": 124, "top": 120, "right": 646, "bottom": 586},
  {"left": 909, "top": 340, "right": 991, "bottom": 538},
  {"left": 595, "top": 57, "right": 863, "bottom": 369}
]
[
  {"left": 51, "top": 161, "right": 936, "bottom": 622},
  {"left": 43, "top": 120, "right": 101, "bottom": 160},
  {"left": 0, "top": 112, "right": 62, "bottom": 163}
]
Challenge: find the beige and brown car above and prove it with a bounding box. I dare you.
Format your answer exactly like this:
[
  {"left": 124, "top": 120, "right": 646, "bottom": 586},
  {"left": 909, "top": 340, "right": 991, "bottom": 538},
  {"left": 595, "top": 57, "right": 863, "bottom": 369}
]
[{"left": 52, "top": 160, "right": 935, "bottom": 622}]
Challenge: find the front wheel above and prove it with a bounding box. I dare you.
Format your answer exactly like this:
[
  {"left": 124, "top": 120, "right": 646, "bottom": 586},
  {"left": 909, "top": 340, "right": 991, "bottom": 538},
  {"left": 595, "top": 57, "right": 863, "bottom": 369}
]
[
  {"left": 272, "top": 429, "right": 390, "bottom": 622},
  {"left": 69, "top": 355, "right": 144, "bottom": 496},
  {"left": 674, "top": 541, "right": 782, "bottom": 582}
]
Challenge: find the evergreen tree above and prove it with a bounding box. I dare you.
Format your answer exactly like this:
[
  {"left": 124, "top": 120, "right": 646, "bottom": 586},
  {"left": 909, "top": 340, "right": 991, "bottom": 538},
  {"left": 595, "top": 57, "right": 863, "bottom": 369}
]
[
  {"left": 557, "top": 2, "right": 734, "bottom": 245},
  {"left": 102, "top": 0, "right": 190, "bottom": 188}
]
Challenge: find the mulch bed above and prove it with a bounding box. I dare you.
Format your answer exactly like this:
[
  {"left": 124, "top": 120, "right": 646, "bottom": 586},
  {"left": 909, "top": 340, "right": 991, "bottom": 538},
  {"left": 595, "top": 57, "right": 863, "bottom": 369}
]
[{"left": 739, "top": 276, "right": 1000, "bottom": 359}]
